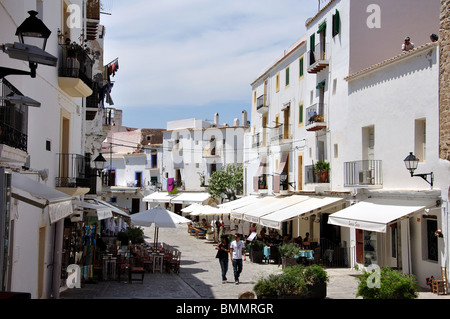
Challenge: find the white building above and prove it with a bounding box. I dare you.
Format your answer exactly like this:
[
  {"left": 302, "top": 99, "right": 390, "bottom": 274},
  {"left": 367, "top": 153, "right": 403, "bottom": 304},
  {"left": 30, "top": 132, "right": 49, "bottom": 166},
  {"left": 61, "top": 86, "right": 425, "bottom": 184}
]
[
  {"left": 0, "top": 0, "right": 119, "bottom": 298},
  {"left": 244, "top": 0, "right": 447, "bottom": 286},
  {"left": 156, "top": 112, "right": 249, "bottom": 213}
]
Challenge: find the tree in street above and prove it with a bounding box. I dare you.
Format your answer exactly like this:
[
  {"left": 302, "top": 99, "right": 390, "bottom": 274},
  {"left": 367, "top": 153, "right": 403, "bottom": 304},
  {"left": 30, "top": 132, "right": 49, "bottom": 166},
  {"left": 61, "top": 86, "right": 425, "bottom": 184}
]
[{"left": 207, "top": 164, "right": 243, "bottom": 202}]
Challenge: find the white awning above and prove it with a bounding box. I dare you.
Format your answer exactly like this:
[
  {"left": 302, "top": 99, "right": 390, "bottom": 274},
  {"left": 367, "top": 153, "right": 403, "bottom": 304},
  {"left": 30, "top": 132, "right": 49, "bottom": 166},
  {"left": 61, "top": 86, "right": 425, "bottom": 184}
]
[
  {"left": 170, "top": 192, "right": 210, "bottom": 204},
  {"left": 143, "top": 192, "right": 176, "bottom": 203},
  {"left": 75, "top": 200, "right": 113, "bottom": 220},
  {"left": 260, "top": 196, "right": 345, "bottom": 229},
  {"left": 189, "top": 205, "right": 230, "bottom": 216},
  {"left": 219, "top": 196, "right": 260, "bottom": 210},
  {"left": 91, "top": 199, "right": 130, "bottom": 219},
  {"left": 11, "top": 172, "right": 73, "bottom": 224},
  {"left": 230, "top": 197, "right": 278, "bottom": 220},
  {"left": 243, "top": 195, "right": 311, "bottom": 224},
  {"left": 327, "top": 198, "right": 435, "bottom": 233}
]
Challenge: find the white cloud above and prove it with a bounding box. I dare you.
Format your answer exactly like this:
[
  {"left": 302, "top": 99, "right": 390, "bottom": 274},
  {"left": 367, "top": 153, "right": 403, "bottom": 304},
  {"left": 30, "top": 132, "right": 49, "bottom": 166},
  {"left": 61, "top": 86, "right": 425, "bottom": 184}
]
[{"left": 101, "top": 0, "right": 317, "bottom": 109}]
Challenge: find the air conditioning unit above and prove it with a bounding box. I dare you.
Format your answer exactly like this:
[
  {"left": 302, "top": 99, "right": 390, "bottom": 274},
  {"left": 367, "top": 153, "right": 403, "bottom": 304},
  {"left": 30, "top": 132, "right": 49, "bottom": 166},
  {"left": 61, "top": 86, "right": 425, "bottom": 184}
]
[{"left": 359, "top": 170, "right": 375, "bottom": 185}]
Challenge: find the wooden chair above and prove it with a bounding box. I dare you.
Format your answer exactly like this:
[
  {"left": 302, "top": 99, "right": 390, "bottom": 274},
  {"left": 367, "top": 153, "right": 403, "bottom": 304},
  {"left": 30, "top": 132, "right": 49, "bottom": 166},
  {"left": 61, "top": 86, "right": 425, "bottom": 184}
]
[
  {"left": 432, "top": 267, "right": 448, "bottom": 295},
  {"left": 129, "top": 257, "right": 145, "bottom": 284},
  {"left": 167, "top": 251, "right": 181, "bottom": 274}
]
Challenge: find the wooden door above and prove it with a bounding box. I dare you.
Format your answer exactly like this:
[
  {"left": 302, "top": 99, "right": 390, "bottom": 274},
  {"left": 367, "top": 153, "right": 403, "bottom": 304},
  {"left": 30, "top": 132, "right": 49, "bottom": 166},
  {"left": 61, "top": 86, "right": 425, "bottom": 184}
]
[{"left": 356, "top": 229, "right": 364, "bottom": 264}]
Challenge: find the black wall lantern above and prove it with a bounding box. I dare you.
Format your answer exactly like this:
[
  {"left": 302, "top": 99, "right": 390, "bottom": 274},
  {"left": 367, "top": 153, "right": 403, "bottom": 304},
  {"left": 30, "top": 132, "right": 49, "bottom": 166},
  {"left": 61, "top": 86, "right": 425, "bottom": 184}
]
[
  {"left": 404, "top": 152, "right": 433, "bottom": 188},
  {"left": 1, "top": 10, "right": 56, "bottom": 79},
  {"left": 280, "top": 171, "right": 296, "bottom": 190},
  {"left": 93, "top": 153, "right": 106, "bottom": 177}
]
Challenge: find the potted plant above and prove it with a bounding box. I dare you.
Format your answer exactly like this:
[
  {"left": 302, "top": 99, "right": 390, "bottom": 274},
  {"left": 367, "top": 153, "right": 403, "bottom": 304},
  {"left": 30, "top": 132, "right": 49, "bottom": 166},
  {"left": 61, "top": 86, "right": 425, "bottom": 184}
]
[
  {"left": 250, "top": 240, "right": 265, "bottom": 263},
  {"left": 356, "top": 266, "right": 419, "bottom": 299},
  {"left": 279, "top": 243, "right": 300, "bottom": 269},
  {"left": 314, "top": 160, "right": 330, "bottom": 183},
  {"left": 253, "top": 264, "right": 329, "bottom": 299}
]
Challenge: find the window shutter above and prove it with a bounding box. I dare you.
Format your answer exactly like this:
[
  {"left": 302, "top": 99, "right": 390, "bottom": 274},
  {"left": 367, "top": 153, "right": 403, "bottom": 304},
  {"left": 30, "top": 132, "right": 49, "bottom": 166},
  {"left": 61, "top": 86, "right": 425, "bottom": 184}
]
[
  {"left": 310, "top": 33, "right": 315, "bottom": 52},
  {"left": 299, "top": 57, "right": 304, "bottom": 77},
  {"left": 299, "top": 104, "right": 303, "bottom": 125}
]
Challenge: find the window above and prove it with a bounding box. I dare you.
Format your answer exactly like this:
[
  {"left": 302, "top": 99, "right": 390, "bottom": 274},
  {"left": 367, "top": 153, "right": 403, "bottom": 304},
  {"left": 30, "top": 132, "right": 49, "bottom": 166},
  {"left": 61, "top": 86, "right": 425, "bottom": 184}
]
[
  {"left": 46, "top": 140, "right": 51, "bottom": 151},
  {"left": 299, "top": 56, "right": 304, "bottom": 79},
  {"left": 276, "top": 72, "right": 280, "bottom": 92},
  {"left": 332, "top": 10, "right": 341, "bottom": 37},
  {"left": 285, "top": 66, "right": 290, "bottom": 88},
  {"left": 415, "top": 119, "right": 426, "bottom": 162},
  {"left": 298, "top": 103, "right": 303, "bottom": 126}
]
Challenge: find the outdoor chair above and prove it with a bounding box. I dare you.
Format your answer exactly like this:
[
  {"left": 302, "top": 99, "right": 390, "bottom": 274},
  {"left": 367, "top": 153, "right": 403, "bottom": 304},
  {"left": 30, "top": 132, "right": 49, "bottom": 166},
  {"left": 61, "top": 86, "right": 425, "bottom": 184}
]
[
  {"left": 129, "top": 257, "right": 145, "bottom": 284},
  {"left": 167, "top": 251, "right": 181, "bottom": 274},
  {"left": 432, "top": 267, "right": 448, "bottom": 295}
]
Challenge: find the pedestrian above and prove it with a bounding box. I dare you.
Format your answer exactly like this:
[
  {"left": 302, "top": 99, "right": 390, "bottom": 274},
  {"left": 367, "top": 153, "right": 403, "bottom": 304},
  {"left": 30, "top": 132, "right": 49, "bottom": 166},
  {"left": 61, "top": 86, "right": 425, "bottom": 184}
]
[
  {"left": 215, "top": 235, "right": 230, "bottom": 284},
  {"left": 230, "top": 233, "right": 246, "bottom": 285},
  {"left": 402, "top": 36, "right": 415, "bottom": 52}
]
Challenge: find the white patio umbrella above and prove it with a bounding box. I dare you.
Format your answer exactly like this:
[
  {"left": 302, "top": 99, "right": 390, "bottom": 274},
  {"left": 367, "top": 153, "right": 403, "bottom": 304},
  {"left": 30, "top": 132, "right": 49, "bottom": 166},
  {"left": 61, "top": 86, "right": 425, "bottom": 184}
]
[{"left": 131, "top": 206, "right": 191, "bottom": 246}]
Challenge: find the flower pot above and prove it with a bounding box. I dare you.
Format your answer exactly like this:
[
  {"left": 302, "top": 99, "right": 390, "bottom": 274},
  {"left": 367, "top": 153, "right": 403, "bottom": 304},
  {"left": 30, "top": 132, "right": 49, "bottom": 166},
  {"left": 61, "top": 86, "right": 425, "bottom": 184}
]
[
  {"left": 317, "top": 171, "right": 328, "bottom": 183},
  {"left": 257, "top": 283, "right": 327, "bottom": 299},
  {"left": 281, "top": 257, "right": 297, "bottom": 269},
  {"left": 251, "top": 250, "right": 264, "bottom": 263}
]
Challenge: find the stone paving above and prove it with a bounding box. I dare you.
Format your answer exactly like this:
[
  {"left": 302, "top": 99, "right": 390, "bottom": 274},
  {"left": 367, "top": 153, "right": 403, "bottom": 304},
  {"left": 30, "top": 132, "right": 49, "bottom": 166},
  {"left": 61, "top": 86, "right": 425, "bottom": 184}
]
[{"left": 60, "top": 224, "right": 448, "bottom": 300}]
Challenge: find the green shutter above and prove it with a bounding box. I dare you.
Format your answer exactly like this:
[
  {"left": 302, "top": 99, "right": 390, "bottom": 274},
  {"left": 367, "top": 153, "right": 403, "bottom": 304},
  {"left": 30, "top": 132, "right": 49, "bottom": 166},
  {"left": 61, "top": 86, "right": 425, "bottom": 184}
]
[
  {"left": 316, "top": 81, "right": 326, "bottom": 90},
  {"left": 299, "top": 104, "right": 303, "bottom": 124},
  {"left": 299, "top": 57, "right": 304, "bottom": 77},
  {"left": 317, "top": 21, "right": 327, "bottom": 34},
  {"left": 310, "top": 33, "right": 315, "bottom": 52},
  {"left": 286, "top": 67, "right": 290, "bottom": 86},
  {"left": 333, "top": 10, "right": 340, "bottom": 36}
]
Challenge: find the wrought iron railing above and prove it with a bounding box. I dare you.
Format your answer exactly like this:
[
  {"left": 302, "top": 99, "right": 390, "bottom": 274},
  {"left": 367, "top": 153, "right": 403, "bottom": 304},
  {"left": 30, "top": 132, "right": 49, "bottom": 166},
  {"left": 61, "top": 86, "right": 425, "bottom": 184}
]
[
  {"left": 257, "top": 94, "right": 268, "bottom": 111},
  {"left": 0, "top": 78, "right": 28, "bottom": 152},
  {"left": 308, "top": 42, "right": 329, "bottom": 67},
  {"left": 306, "top": 103, "right": 326, "bottom": 125},
  {"left": 305, "top": 165, "right": 329, "bottom": 184},
  {"left": 56, "top": 153, "right": 91, "bottom": 188},
  {"left": 59, "top": 44, "right": 93, "bottom": 88}
]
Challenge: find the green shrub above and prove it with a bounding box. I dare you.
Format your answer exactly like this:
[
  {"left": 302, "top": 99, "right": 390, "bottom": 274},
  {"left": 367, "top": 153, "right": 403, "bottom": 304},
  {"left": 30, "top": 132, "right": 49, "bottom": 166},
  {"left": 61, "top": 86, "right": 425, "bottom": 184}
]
[
  {"left": 253, "top": 264, "right": 328, "bottom": 297},
  {"left": 356, "top": 266, "right": 419, "bottom": 299},
  {"left": 278, "top": 243, "right": 300, "bottom": 258},
  {"left": 126, "top": 226, "right": 145, "bottom": 244},
  {"left": 250, "top": 240, "right": 265, "bottom": 252}
]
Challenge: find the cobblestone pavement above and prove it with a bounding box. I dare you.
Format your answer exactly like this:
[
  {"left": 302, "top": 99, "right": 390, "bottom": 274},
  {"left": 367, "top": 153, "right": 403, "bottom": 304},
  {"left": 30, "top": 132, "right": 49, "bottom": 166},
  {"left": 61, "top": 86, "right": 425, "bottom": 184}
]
[{"left": 60, "top": 224, "right": 448, "bottom": 300}]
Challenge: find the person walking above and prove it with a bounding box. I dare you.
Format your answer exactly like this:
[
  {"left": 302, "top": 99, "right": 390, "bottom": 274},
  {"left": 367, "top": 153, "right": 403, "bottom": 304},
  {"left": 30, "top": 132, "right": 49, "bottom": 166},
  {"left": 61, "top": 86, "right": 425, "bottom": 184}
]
[
  {"left": 230, "top": 233, "right": 246, "bottom": 285},
  {"left": 215, "top": 235, "right": 230, "bottom": 284}
]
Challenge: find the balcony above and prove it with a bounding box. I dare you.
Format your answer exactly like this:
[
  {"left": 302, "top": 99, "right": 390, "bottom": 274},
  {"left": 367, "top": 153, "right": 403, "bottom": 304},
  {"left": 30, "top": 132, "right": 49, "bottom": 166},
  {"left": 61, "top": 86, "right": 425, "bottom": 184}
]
[
  {"left": 307, "top": 43, "right": 329, "bottom": 74},
  {"left": 0, "top": 79, "right": 29, "bottom": 164},
  {"left": 305, "top": 103, "right": 327, "bottom": 132},
  {"left": 258, "top": 174, "right": 269, "bottom": 190},
  {"left": 256, "top": 94, "right": 269, "bottom": 114},
  {"left": 56, "top": 153, "right": 92, "bottom": 196},
  {"left": 344, "top": 160, "right": 383, "bottom": 188},
  {"left": 86, "top": 0, "right": 101, "bottom": 40},
  {"left": 58, "top": 43, "right": 94, "bottom": 97},
  {"left": 305, "top": 165, "right": 329, "bottom": 184}
]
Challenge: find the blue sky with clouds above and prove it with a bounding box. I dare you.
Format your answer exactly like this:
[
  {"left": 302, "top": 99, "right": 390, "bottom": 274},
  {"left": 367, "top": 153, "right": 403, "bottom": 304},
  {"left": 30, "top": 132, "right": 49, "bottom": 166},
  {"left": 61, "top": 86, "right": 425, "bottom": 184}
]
[{"left": 100, "top": 0, "right": 318, "bottom": 129}]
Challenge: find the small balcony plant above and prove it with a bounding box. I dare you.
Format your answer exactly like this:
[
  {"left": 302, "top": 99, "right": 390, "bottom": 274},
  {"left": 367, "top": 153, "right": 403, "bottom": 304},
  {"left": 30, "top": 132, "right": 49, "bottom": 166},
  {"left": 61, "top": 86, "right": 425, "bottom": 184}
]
[{"left": 314, "top": 160, "right": 330, "bottom": 183}]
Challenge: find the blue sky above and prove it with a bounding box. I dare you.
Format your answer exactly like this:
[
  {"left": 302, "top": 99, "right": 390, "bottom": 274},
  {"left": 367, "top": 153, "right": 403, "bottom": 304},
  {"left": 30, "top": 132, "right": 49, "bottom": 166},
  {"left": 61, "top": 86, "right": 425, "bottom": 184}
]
[{"left": 100, "top": 0, "right": 318, "bottom": 129}]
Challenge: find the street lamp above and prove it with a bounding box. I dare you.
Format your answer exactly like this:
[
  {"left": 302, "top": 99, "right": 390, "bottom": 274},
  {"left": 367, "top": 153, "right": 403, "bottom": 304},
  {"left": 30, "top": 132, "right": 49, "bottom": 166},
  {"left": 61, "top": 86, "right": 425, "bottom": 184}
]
[
  {"left": 93, "top": 153, "right": 106, "bottom": 177},
  {"left": 280, "top": 171, "right": 296, "bottom": 190},
  {"left": 404, "top": 152, "right": 433, "bottom": 188},
  {"left": 1, "top": 10, "right": 56, "bottom": 78}
]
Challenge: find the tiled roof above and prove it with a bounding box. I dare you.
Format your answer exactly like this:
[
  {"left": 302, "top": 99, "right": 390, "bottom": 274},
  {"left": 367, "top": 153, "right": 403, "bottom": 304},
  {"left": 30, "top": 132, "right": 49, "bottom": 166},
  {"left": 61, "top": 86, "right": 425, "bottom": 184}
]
[{"left": 344, "top": 42, "right": 438, "bottom": 81}]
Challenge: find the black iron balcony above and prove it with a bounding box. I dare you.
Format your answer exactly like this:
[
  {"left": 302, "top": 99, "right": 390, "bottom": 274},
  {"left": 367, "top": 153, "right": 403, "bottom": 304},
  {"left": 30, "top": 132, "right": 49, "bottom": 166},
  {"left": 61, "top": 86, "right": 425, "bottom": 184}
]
[
  {"left": 56, "top": 153, "right": 91, "bottom": 188},
  {"left": 307, "top": 42, "right": 329, "bottom": 74},
  {"left": 305, "top": 103, "right": 327, "bottom": 132},
  {"left": 257, "top": 94, "right": 268, "bottom": 114},
  {"left": 58, "top": 43, "right": 94, "bottom": 97},
  {"left": 0, "top": 78, "right": 29, "bottom": 152}
]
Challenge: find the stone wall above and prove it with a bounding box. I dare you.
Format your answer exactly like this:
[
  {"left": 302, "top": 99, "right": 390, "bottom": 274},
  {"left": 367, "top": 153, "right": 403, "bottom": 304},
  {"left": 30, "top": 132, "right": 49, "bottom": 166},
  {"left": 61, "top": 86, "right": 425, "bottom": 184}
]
[{"left": 440, "top": 0, "right": 450, "bottom": 161}]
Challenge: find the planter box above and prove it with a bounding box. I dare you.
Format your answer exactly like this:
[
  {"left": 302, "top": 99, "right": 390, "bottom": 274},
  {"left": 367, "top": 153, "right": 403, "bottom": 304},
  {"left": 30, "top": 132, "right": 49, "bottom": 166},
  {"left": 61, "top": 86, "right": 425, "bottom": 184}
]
[
  {"left": 257, "top": 283, "right": 327, "bottom": 300},
  {"left": 281, "top": 257, "right": 297, "bottom": 269},
  {"left": 251, "top": 250, "right": 264, "bottom": 263}
]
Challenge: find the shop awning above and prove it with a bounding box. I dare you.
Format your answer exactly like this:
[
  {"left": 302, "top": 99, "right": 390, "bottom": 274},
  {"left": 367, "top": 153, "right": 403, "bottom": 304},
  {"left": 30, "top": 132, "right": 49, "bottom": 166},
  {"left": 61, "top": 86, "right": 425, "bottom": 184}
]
[
  {"left": 91, "top": 199, "right": 130, "bottom": 219},
  {"left": 171, "top": 192, "right": 210, "bottom": 205},
  {"left": 230, "top": 196, "right": 278, "bottom": 220},
  {"left": 260, "top": 196, "right": 345, "bottom": 230},
  {"left": 243, "top": 195, "right": 310, "bottom": 224},
  {"left": 75, "top": 200, "right": 113, "bottom": 220},
  {"left": 219, "top": 196, "right": 260, "bottom": 210},
  {"left": 327, "top": 198, "right": 435, "bottom": 233},
  {"left": 11, "top": 172, "right": 73, "bottom": 224},
  {"left": 143, "top": 191, "right": 176, "bottom": 203},
  {"left": 189, "top": 205, "right": 230, "bottom": 216}
]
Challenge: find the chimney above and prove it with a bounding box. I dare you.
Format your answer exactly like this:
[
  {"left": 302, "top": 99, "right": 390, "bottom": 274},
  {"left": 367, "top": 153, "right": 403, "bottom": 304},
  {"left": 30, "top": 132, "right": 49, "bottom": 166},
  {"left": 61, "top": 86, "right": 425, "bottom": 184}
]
[
  {"left": 214, "top": 113, "right": 219, "bottom": 126},
  {"left": 242, "top": 110, "right": 248, "bottom": 126},
  {"left": 233, "top": 118, "right": 240, "bottom": 126}
]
